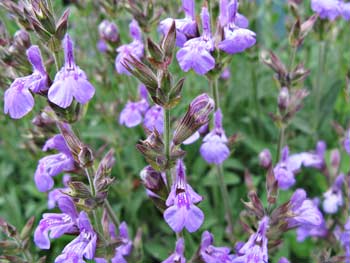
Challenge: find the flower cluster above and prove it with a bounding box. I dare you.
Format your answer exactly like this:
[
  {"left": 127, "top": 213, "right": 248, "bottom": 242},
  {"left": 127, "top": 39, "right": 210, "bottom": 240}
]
[{"left": 311, "top": 0, "right": 350, "bottom": 21}]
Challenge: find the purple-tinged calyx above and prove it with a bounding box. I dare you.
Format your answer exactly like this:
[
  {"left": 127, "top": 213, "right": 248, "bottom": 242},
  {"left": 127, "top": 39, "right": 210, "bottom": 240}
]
[
  {"left": 34, "top": 196, "right": 79, "bottom": 249},
  {"left": 200, "top": 109, "right": 230, "bottom": 164},
  {"left": 233, "top": 216, "right": 269, "bottom": 263},
  {"left": 163, "top": 159, "right": 204, "bottom": 233},
  {"left": 4, "top": 45, "right": 49, "bottom": 119},
  {"left": 34, "top": 134, "right": 75, "bottom": 192},
  {"left": 115, "top": 20, "right": 144, "bottom": 75},
  {"left": 48, "top": 34, "right": 95, "bottom": 108},
  {"left": 176, "top": 7, "right": 215, "bottom": 75},
  {"left": 162, "top": 238, "right": 186, "bottom": 263},
  {"left": 323, "top": 174, "right": 344, "bottom": 214},
  {"left": 218, "top": 0, "right": 256, "bottom": 55},
  {"left": 55, "top": 211, "right": 97, "bottom": 262},
  {"left": 159, "top": 0, "right": 198, "bottom": 47},
  {"left": 200, "top": 231, "right": 235, "bottom": 262}
]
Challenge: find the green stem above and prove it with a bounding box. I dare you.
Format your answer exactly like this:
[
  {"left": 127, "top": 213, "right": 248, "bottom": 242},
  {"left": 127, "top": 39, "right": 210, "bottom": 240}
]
[
  {"left": 105, "top": 199, "right": 120, "bottom": 227},
  {"left": 211, "top": 77, "right": 220, "bottom": 110},
  {"left": 164, "top": 108, "right": 172, "bottom": 186},
  {"left": 289, "top": 45, "right": 297, "bottom": 72},
  {"left": 275, "top": 125, "right": 285, "bottom": 163},
  {"left": 216, "top": 165, "right": 234, "bottom": 242},
  {"left": 85, "top": 167, "right": 96, "bottom": 197}
]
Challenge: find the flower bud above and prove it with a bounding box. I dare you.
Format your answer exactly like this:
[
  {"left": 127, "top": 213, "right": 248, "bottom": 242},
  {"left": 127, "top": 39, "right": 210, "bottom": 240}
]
[
  {"left": 13, "top": 29, "right": 31, "bottom": 50},
  {"left": 140, "top": 166, "right": 168, "bottom": 198},
  {"left": 173, "top": 93, "right": 215, "bottom": 145},
  {"left": 331, "top": 149, "right": 340, "bottom": 172},
  {"left": 259, "top": 149, "right": 272, "bottom": 168},
  {"left": 278, "top": 87, "right": 289, "bottom": 112},
  {"left": 78, "top": 145, "right": 94, "bottom": 168},
  {"left": 98, "top": 20, "right": 119, "bottom": 42}
]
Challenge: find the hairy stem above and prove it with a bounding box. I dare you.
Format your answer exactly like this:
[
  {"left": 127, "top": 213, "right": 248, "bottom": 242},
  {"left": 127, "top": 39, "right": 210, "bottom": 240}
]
[
  {"left": 275, "top": 125, "right": 285, "bottom": 162},
  {"left": 105, "top": 199, "right": 120, "bottom": 227}
]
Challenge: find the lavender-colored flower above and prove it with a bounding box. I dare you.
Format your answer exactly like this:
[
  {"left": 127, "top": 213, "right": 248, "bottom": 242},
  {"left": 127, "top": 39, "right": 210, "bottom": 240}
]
[
  {"left": 34, "top": 196, "right": 79, "bottom": 249},
  {"left": 115, "top": 20, "right": 144, "bottom": 75},
  {"left": 219, "top": 0, "right": 249, "bottom": 28},
  {"left": 259, "top": 149, "right": 272, "bottom": 168},
  {"left": 296, "top": 219, "right": 327, "bottom": 242},
  {"left": 47, "top": 174, "right": 71, "bottom": 209},
  {"left": 274, "top": 143, "right": 325, "bottom": 190},
  {"left": 159, "top": 0, "right": 198, "bottom": 47},
  {"left": 4, "top": 45, "right": 48, "bottom": 119},
  {"left": 34, "top": 135, "right": 75, "bottom": 192},
  {"left": 144, "top": 105, "right": 164, "bottom": 133},
  {"left": 340, "top": 218, "right": 350, "bottom": 263},
  {"left": 111, "top": 222, "right": 133, "bottom": 263},
  {"left": 233, "top": 216, "right": 269, "bottom": 263},
  {"left": 342, "top": 2, "right": 350, "bottom": 20},
  {"left": 162, "top": 238, "right": 186, "bottom": 263},
  {"left": 98, "top": 20, "right": 119, "bottom": 42},
  {"left": 200, "top": 109, "right": 230, "bottom": 164},
  {"left": 48, "top": 34, "right": 95, "bottom": 108},
  {"left": 55, "top": 211, "right": 97, "bottom": 263},
  {"left": 200, "top": 231, "right": 235, "bottom": 263},
  {"left": 287, "top": 189, "right": 323, "bottom": 229},
  {"left": 164, "top": 160, "right": 204, "bottom": 233},
  {"left": 119, "top": 84, "right": 149, "bottom": 128},
  {"left": 176, "top": 7, "right": 215, "bottom": 75},
  {"left": 278, "top": 258, "right": 290, "bottom": 263},
  {"left": 311, "top": 0, "right": 342, "bottom": 20},
  {"left": 97, "top": 39, "right": 108, "bottom": 53},
  {"left": 323, "top": 174, "right": 344, "bottom": 214},
  {"left": 344, "top": 130, "right": 350, "bottom": 154},
  {"left": 218, "top": 1, "right": 256, "bottom": 54}
]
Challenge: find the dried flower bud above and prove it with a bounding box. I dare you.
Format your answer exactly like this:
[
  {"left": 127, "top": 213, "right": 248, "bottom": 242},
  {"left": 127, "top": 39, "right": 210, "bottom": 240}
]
[
  {"left": 98, "top": 20, "right": 119, "bottom": 42},
  {"left": 55, "top": 8, "right": 70, "bottom": 40},
  {"left": 13, "top": 29, "right": 31, "bottom": 50},
  {"left": 259, "top": 149, "right": 272, "bottom": 168},
  {"left": 140, "top": 166, "right": 168, "bottom": 198},
  {"left": 19, "top": 217, "right": 35, "bottom": 240},
  {"left": 278, "top": 87, "right": 290, "bottom": 112},
  {"left": 78, "top": 145, "right": 94, "bottom": 168},
  {"left": 173, "top": 93, "right": 215, "bottom": 145}
]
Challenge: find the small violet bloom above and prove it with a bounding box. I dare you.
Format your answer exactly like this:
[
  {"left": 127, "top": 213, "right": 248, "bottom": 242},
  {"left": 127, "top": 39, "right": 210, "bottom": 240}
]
[
  {"left": 162, "top": 238, "right": 186, "bottom": 263},
  {"left": 287, "top": 189, "right": 323, "bottom": 229},
  {"left": 176, "top": 7, "right": 215, "bottom": 75},
  {"left": 55, "top": 211, "right": 97, "bottom": 263},
  {"left": 48, "top": 34, "right": 95, "bottom": 108},
  {"left": 340, "top": 218, "right": 350, "bottom": 263},
  {"left": 311, "top": 0, "right": 342, "bottom": 20},
  {"left": 200, "top": 231, "right": 235, "bottom": 263},
  {"left": 278, "top": 258, "right": 290, "bottom": 263},
  {"left": 34, "top": 134, "right": 75, "bottom": 192},
  {"left": 274, "top": 142, "right": 325, "bottom": 190},
  {"left": 159, "top": 0, "right": 198, "bottom": 47},
  {"left": 48, "top": 174, "right": 71, "bottom": 209},
  {"left": 233, "top": 216, "right": 269, "bottom": 263},
  {"left": 4, "top": 45, "right": 48, "bottom": 119},
  {"left": 342, "top": 2, "right": 350, "bottom": 20},
  {"left": 218, "top": 0, "right": 256, "bottom": 54},
  {"left": 115, "top": 19, "right": 144, "bottom": 75},
  {"left": 98, "top": 20, "right": 119, "bottom": 43},
  {"left": 219, "top": 0, "right": 249, "bottom": 28},
  {"left": 200, "top": 109, "right": 230, "bottom": 165},
  {"left": 144, "top": 105, "right": 164, "bottom": 133},
  {"left": 323, "top": 174, "right": 344, "bottom": 214},
  {"left": 164, "top": 159, "right": 204, "bottom": 233},
  {"left": 119, "top": 84, "right": 149, "bottom": 128},
  {"left": 34, "top": 196, "right": 79, "bottom": 249}
]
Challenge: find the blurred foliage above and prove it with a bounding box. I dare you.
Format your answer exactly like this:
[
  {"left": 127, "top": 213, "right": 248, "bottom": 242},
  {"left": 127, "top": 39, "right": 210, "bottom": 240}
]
[{"left": 1, "top": 0, "right": 350, "bottom": 262}]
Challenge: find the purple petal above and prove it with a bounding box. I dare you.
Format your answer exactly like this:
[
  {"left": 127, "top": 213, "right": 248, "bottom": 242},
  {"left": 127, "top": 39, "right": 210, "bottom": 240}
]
[
  {"left": 164, "top": 205, "right": 186, "bottom": 233},
  {"left": 48, "top": 80, "right": 74, "bottom": 108}
]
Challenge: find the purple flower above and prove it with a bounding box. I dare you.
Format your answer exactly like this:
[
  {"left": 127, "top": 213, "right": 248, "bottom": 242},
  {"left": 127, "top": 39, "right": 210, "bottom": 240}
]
[
  {"left": 340, "top": 218, "right": 350, "bottom": 263},
  {"left": 311, "top": 0, "right": 342, "bottom": 20},
  {"left": 342, "top": 2, "right": 350, "bottom": 20},
  {"left": 218, "top": 1, "right": 256, "bottom": 54},
  {"left": 220, "top": 67, "right": 231, "bottom": 80},
  {"left": 55, "top": 211, "right": 97, "bottom": 263},
  {"left": 48, "top": 174, "right": 71, "bottom": 209},
  {"left": 176, "top": 7, "right": 215, "bottom": 75},
  {"left": 34, "top": 135, "right": 75, "bottom": 192},
  {"left": 162, "top": 238, "right": 186, "bottom": 263},
  {"left": 287, "top": 189, "right": 323, "bottom": 229},
  {"left": 200, "top": 231, "right": 235, "bottom": 263},
  {"left": 164, "top": 159, "right": 204, "bottom": 233},
  {"left": 98, "top": 20, "right": 119, "bottom": 42},
  {"left": 323, "top": 174, "right": 344, "bottom": 214},
  {"left": 159, "top": 0, "right": 198, "bottom": 47},
  {"left": 97, "top": 39, "right": 108, "bottom": 53},
  {"left": 4, "top": 45, "right": 48, "bottom": 119},
  {"left": 34, "top": 196, "right": 79, "bottom": 249},
  {"left": 144, "top": 105, "right": 164, "bottom": 133},
  {"left": 233, "top": 216, "right": 269, "bottom": 263},
  {"left": 200, "top": 109, "right": 230, "bottom": 164},
  {"left": 274, "top": 143, "right": 325, "bottom": 190},
  {"left": 48, "top": 34, "right": 95, "bottom": 108},
  {"left": 111, "top": 222, "right": 133, "bottom": 263},
  {"left": 296, "top": 219, "right": 327, "bottom": 242},
  {"left": 219, "top": 0, "right": 249, "bottom": 28},
  {"left": 344, "top": 130, "right": 350, "bottom": 154},
  {"left": 278, "top": 258, "right": 290, "bottom": 263},
  {"left": 115, "top": 20, "right": 144, "bottom": 75},
  {"left": 119, "top": 84, "right": 149, "bottom": 128}
]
